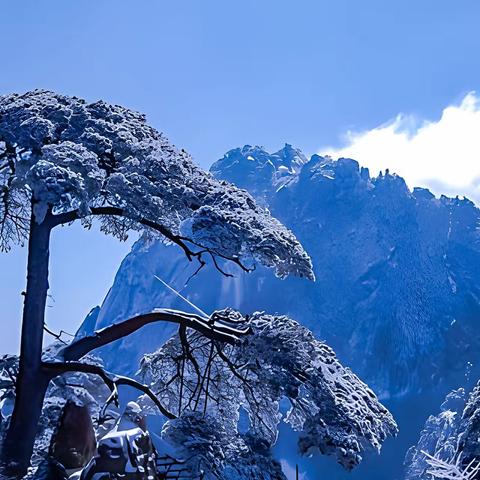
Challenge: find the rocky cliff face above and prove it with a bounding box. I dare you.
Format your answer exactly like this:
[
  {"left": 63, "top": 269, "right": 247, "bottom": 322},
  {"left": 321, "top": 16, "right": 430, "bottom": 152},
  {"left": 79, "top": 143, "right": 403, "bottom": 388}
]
[
  {"left": 80, "top": 144, "right": 480, "bottom": 401},
  {"left": 77, "top": 144, "right": 480, "bottom": 479}
]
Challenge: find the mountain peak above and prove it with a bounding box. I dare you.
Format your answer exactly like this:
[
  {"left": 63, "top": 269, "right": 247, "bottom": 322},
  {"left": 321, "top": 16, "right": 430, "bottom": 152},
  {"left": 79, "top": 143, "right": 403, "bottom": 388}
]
[
  {"left": 211, "top": 144, "right": 306, "bottom": 175},
  {"left": 271, "top": 143, "right": 308, "bottom": 171},
  {"left": 210, "top": 144, "right": 307, "bottom": 205}
]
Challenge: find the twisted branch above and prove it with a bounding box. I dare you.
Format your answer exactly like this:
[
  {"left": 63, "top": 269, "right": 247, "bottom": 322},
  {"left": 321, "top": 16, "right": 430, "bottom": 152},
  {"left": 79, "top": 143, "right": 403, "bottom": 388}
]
[
  {"left": 57, "top": 308, "right": 250, "bottom": 362},
  {"left": 51, "top": 206, "right": 253, "bottom": 277},
  {"left": 42, "top": 361, "right": 176, "bottom": 419}
]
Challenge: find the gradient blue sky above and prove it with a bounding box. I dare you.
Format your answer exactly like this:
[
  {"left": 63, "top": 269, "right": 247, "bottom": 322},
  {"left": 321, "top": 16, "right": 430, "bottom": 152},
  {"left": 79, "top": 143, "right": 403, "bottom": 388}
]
[{"left": 2, "top": 0, "right": 480, "bottom": 353}]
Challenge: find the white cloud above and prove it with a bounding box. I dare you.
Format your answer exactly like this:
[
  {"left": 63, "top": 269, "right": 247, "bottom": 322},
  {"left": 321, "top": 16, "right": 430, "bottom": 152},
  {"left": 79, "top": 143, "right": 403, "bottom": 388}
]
[{"left": 321, "top": 93, "right": 480, "bottom": 204}]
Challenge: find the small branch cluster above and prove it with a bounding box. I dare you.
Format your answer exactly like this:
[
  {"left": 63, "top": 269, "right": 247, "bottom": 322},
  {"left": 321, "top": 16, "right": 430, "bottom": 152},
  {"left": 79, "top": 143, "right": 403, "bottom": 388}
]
[
  {"left": 0, "top": 355, "right": 18, "bottom": 394},
  {"left": 423, "top": 451, "right": 480, "bottom": 480},
  {"left": 47, "top": 308, "right": 251, "bottom": 423},
  {"left": 41, "top": 361, "right": 175, "bottom": 420}
]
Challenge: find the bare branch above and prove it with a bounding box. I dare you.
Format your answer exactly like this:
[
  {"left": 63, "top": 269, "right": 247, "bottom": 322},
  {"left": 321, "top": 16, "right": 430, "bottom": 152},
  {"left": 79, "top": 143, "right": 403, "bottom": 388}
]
[
  {"left": 51, "top": 207, "right": 204, "bottom": 261},
  {"left": 193, "top": 343, "right": 216, "bottom": 412},
  {"left": 57, "top": 308, "right": 250, "bottom": 362},
  {"left": 50, "top": 206, "right": 254, "bottom": 277},
  {"left": 422, "top": 450, "right": 480, "bottom": 480},
  {"left": 179, "top": 326, "right": 202, "bottom": 409},
  {"left": 43, "top": 325, "right": 68, "bottom": 345},
  {"left": 41, "top": 361, "right": 176, "bottom": 419},
  {"left": 208, "top": 252, "right": 234, "bottom": 278}
]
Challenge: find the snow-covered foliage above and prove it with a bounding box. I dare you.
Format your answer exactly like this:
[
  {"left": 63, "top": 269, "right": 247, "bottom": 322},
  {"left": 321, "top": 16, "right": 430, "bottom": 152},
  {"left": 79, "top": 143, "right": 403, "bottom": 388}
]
[
  {"left": 406, "top": 382, "right": 480, "bottom": 480},
  {"left": 0, "top": 90, "right": 313, "bottom": 279},
  {"left": 162, "top": 412, "right": 230, "bottom": 478},
  {"left": 405, "top": 389, "right": 466, "bottom": 480},
  {"left": 162, "top": 412, "right": 287, "bottom": 480},
  {"left": 139, "top": 310, "right": 397, "bottom": 477}
]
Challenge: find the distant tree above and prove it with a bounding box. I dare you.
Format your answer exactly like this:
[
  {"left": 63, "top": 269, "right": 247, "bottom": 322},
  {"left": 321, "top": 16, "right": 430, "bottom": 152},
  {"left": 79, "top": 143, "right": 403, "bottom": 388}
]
[
  {"left": 139, "top": 310, "right": 398, "bottom": 479},
  {"left": 406, "top": 382, "right": 480, "bottom": 480},
  {"left": 0, "top": 90, "right": 313, "bottom": 476}
]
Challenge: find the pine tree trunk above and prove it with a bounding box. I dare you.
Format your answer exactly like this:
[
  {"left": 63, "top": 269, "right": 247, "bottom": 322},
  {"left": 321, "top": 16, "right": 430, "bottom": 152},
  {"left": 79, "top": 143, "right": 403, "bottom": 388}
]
[{"left": 2, "top": 207, "right": 53, "bottom": 477}]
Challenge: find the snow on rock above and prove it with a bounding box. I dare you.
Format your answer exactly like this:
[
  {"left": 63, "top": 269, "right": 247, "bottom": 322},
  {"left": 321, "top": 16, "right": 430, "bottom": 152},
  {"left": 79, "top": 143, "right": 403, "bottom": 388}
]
[
  {"left": 210, "top": 144, "right": 307, "bottom": 206},
  {"left": 0, "top": 346, "right": 113, "bottom": 471}
]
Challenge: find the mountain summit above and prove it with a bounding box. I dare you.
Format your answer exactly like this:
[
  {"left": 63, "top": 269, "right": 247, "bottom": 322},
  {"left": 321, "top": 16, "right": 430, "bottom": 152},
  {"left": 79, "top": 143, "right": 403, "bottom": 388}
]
[
  {"left": 81, "top": 145, "right": 480, "bottom": 397},
  {"left": 210, "top": 144, "right": 307, "bottom": 205},
  {"left": 78, "top": 145, "right": 480, "bottom": 479}
]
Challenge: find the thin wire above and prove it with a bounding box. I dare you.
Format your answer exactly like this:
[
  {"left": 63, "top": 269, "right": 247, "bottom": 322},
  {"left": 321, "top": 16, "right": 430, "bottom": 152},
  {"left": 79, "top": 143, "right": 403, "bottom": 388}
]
[{"left": 153, "top": 274, "right": 210, "bottom": 318}]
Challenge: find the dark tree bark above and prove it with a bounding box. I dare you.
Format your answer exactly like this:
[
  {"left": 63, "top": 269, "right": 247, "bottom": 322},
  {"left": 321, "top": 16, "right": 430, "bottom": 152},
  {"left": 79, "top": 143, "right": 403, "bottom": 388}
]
[
  {"left": 57, "top": 309, "right": 246, "bottom": 363},
  {"left": 0, "top": 211, "right": 249, "bottom": 476},
  {"left": 2, "top": 205, "right": 54, "bottom": 476},
  {"left": 49, "top": 401, "right": 96, "bottom": 470}
]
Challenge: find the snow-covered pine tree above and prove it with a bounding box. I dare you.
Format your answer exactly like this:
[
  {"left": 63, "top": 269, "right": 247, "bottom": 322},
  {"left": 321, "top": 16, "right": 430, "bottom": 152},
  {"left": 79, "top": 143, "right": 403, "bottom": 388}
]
[
  {"left": 0, "top": 90, "right": 313, "bottom": 476},
  {"left": 138, "top": 310, "right": 398, "bottom": 478}
]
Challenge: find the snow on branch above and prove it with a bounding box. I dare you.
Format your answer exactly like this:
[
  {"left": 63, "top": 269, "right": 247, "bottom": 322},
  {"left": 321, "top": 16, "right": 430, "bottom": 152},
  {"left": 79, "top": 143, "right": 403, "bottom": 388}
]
[
  {"left": 56, "top": 308, "right": 251, "bottom": 362},
  {"left": 0, "top": 90, "right": 313, "bottom": 279},
  {"left": 405, "top": 383, "right": 480, "bottom": 480},
  {"left": 139, "top": 309, "right": 398, "bottom": 474},
  {"left": 423, "top": 451, "right": 480, "bottom": 480}
]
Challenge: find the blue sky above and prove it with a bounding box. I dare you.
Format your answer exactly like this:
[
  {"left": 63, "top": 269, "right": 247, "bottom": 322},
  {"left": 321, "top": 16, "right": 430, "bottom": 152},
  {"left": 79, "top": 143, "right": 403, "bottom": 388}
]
[{"left": 2, "top": 0, "right": 480, "bottom": 354}]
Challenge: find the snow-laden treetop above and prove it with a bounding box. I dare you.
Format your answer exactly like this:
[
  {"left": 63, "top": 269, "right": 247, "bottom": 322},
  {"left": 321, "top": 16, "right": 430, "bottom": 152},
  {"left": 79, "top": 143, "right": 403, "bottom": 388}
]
[{"left": 0, "top": 90, "right": 313, "bottom": 279}]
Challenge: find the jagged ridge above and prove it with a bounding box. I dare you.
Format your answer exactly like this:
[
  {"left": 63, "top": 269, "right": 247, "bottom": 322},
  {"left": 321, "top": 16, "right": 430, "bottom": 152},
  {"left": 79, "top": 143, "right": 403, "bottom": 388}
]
[{"left": 80, "top": 144, "right": 480, "bottom": 399}]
